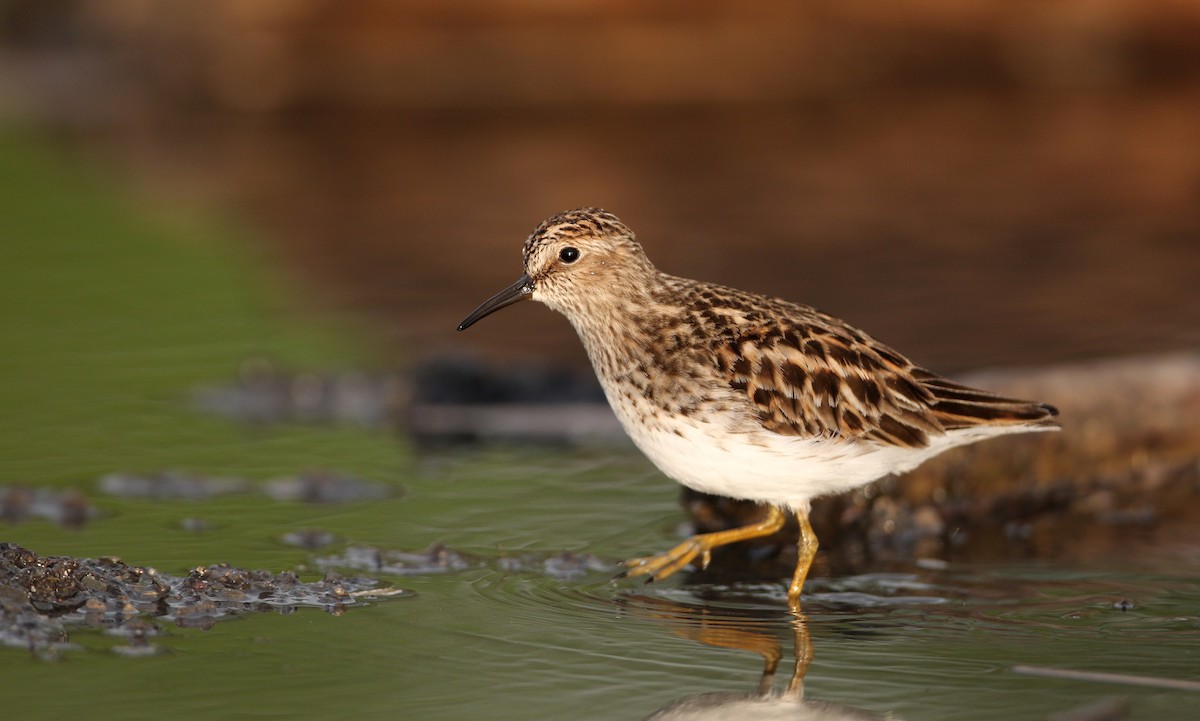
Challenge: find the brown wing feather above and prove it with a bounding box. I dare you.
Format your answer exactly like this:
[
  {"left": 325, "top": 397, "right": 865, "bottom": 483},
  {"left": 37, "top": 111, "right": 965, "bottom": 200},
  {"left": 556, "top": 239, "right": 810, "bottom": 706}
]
[
  {"left": 715, "top": 305, "right": 1057, "bottom": 448},
  {"left": 913, "top": 370, "right": 1059, "bottom": 430}
]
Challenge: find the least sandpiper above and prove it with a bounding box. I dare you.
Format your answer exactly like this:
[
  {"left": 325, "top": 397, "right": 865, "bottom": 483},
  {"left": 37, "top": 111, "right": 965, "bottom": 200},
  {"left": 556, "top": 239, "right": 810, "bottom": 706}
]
[{"left": 458, "top": 208, "right": 1058, "bottom": 611}]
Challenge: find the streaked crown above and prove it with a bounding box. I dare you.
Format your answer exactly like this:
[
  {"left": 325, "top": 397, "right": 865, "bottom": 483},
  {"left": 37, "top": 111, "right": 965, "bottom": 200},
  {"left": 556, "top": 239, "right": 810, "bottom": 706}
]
[{"left": 522, "top": 208, "right": 638, "bottom": 268}]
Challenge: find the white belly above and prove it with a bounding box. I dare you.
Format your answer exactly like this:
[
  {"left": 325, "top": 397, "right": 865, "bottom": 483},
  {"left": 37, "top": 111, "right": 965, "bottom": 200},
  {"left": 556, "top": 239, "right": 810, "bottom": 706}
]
[{"left": 617, "top": 406, "right": 1043, "bottom": 511}]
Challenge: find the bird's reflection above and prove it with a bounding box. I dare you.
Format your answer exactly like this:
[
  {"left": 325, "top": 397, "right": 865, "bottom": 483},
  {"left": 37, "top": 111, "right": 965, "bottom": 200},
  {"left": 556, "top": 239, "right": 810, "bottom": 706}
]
[{"left": 620, "top": 595, "right": 895, "bottom": 721}]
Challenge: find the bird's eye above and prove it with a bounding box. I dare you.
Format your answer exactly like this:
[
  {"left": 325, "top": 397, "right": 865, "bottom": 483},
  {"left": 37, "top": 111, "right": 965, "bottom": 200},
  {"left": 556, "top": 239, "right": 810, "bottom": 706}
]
[{"left": 559, "top": 247, "right": 580, "bottom": 263}]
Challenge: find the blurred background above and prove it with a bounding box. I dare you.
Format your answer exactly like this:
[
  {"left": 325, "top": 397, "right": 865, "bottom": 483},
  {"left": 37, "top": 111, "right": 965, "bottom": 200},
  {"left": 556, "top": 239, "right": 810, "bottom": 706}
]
[
  {"left": 3, "top": 5, "right": 1200, "bottom": 719},
  {"left": 3, "top": 0, "right": 1198, "bottom": 375}
]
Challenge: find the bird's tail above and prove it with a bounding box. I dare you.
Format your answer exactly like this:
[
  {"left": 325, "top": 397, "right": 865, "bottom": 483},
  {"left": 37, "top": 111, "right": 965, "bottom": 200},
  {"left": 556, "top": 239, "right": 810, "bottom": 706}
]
[{"left": 913, "top": 369, "right": 1059, "bottom": 431}]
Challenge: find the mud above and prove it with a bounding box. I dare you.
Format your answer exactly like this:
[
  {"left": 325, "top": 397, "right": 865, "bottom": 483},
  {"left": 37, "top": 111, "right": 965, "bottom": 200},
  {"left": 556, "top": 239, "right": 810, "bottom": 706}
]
[{"left": 0, "top": 543, "right": 403, "bottom": 657}]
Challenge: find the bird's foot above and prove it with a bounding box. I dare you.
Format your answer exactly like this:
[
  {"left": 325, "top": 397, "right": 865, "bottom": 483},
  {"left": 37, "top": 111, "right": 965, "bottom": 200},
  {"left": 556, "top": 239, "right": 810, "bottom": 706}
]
[
  {"left": 618, "top": 536, "right": 718, "bottom": 583},
  {"left": 616, "top": 506, "right": 788, "bottom": 585}
]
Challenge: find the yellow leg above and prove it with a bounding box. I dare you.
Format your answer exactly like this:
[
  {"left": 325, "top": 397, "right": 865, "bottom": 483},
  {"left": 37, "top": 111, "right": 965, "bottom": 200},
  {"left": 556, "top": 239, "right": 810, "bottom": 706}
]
[
  {"left": 787, "top": 510, "right": 819, "bottom": 614},
  {"left": 621, "top": 505, "right": 786, "bottom": 583}
]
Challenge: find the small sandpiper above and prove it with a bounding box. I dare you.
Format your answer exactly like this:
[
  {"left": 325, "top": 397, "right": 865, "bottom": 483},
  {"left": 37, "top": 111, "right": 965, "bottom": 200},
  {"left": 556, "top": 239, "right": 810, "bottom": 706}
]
[{"left": 458, "top": 208, "right": 1058, "bottom": 611}]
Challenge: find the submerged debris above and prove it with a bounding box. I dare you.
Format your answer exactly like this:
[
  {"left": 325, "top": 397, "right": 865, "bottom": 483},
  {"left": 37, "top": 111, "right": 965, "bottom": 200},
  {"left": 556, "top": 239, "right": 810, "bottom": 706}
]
[
  {"left": 406, "top": 356, "right": 616, "bottom": 445},
  {"left": 97, "top": 470, "right": 397, "bottom": 505},
  {"left": 0, "top": 543, "right": 409, "bottom": 656},
  {"left": 317, "top": 543, "right": 611, "bottom": 580},
  {"left": 317, "top": 543, "right": 479, "bottom": 576},
  {"left": 178, "top": 517, "right": 214, "bottom": 533},
  {"left": 0, "top": 487, "right": 97, "bottom": 528},
  {"left": 191, "top": 357, "right": 405, "bottom": 428},
  {"left": 279, "top": 528, "right": 340, "bottom": 550},
  {"left": 99, "top": 471, "right": 250, "bottom": 500},
  {"left": 263, "top": 471, "right": 393, "bottom": 504},
  {"left": 497, "top": 550, "right": 611, "bottom": 580},
  {"left": 192, "top": 356, "right": 618, "bottom": 444}
]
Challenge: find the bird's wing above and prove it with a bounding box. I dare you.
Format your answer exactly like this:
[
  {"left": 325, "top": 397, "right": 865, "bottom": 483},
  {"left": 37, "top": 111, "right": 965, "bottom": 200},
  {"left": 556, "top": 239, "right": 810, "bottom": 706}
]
[{"left": 715, "top": 310, "right": 1057, "bottom": 448}]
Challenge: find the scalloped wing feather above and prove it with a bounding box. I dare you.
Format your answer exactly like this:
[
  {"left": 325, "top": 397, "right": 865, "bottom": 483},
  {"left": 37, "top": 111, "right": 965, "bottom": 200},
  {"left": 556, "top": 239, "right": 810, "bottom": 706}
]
[{"left": 717, "top": 309, "right": 1058, "bottom": 448}]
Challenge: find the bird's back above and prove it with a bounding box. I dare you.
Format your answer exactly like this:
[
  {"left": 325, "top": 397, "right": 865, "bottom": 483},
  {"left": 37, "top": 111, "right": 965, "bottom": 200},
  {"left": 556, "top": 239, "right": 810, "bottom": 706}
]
[{"left": 654, "top": 274, "right": 1059, "bottom": 449}]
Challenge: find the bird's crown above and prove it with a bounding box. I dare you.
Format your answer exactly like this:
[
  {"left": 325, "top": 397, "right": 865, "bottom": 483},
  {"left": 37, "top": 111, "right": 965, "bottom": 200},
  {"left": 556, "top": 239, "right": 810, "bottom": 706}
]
[{"left": 522, "top": 207, "right": 637, "bottom": 268}]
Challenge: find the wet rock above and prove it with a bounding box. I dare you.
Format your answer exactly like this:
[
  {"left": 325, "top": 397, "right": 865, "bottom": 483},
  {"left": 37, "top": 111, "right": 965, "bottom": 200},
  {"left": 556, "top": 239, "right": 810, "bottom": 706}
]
[
  {"left": 279, "top": 528, "right": 339, "bottom": 550},
  {"left": 193, "top": 356, "right": 619, "bottom": 444},
  {"left": 263, "top": 471, "right": 394, "bottom": 504},
  {"left": 111, "top": 641, "right": 167, "bottom": 657},
  {"left": 178, "top": 517, "right": 214, "bottom": 533},
  {"left": 0, "top": 543, "right": 407, "bottom": 656},
  {"left": 413, "top": 356, "right": 606, "bottom": 406},
  {"left": 500, "top": 550, "right": 610, "bottom": 580},
  {"left": 0, "top": 486, "right": 98, "bottom": 528},
  {"left": 317, "top": 543, "right": 479, "bottom": 575},
  {"left": 170, "top": 564, "right": 359, "bottom": 609},
  {"left": 191, "top": 358, "right": 404, "bottom": 428},
  {"left": 0, "top": 486, "right": 29, "bottom": 523},
  {"left": 407, "top": 402, "right": 623, "bottom": 446},
  {"left": 97, "top": 470, "right": 396, "bottom": 506},
  {"left": 406, "top": 357, "right": 618, "bottom": 445},
  {"left": 317, "top": 543, "right": 611, "bottom": 580}
]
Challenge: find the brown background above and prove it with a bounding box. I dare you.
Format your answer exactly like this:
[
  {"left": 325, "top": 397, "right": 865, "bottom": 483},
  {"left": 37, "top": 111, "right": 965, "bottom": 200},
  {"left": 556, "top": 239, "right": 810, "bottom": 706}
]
[{"left": 3, "top": 0, "right": 1199, "bottom": 374}]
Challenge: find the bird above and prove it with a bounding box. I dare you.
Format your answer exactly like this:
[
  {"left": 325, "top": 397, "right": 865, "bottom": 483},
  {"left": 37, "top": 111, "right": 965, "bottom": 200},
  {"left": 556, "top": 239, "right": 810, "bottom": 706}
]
[{"left": 457, "top": 207, "right": 1059, "bottom": 612}]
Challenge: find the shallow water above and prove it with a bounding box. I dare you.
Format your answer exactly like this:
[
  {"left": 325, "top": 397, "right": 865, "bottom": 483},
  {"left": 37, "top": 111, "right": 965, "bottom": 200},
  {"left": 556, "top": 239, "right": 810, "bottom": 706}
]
[
  {"left": 2, "top": 131, "right": 1199, "bottom": 720},
  {"left": 9, "top": 470, "right": 1199, "bottom": 721}
]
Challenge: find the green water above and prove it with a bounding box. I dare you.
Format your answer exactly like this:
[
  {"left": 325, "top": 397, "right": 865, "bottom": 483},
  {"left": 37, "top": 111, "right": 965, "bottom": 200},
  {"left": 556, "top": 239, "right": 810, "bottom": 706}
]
[{"left": 1, "top": 128, "right": 1198, "bottom": 720}]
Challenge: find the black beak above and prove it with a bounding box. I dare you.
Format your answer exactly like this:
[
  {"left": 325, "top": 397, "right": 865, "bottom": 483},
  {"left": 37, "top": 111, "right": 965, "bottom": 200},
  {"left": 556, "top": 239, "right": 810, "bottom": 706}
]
[{"left": 457, "top": 273, "right": 534, "bottom": 331}]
